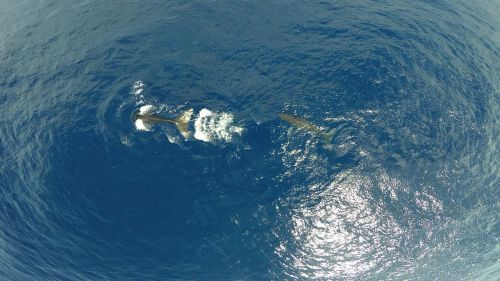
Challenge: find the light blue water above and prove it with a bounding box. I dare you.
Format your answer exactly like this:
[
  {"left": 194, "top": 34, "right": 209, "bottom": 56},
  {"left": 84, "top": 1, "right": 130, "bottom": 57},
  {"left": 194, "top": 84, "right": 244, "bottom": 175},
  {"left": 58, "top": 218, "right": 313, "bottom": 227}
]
[{"left": 0, "top": 0, "right": 499, "bottom": 280}]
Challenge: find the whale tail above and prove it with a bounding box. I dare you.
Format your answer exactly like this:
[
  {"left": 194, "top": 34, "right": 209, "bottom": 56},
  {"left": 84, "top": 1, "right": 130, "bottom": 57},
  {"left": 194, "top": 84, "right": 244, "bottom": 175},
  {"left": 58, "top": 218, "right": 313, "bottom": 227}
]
[{"left": 174, "top": 109, "right": 193, "bottom": 139}]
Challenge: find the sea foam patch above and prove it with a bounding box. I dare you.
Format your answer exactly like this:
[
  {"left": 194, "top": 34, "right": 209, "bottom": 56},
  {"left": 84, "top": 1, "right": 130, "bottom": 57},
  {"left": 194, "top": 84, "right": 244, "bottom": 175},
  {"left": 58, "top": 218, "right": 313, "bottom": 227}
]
[
  {"left": 131, "top": 81, "right": 144, "bottom": 95},
  {"left": 131, "top": 81, "right": 145, "bottom": 105},
  {"left": 194, "top": 109, "right": 243, "bottom": 142},
  {"left": 134, "top": 119, "right": 151, "bottom": 131},
  {"left": 139, "top": 104, "right": 155, "bottom": 115},
  {"left": 134, "top": 104, "right": 155, "bottom": 131}
]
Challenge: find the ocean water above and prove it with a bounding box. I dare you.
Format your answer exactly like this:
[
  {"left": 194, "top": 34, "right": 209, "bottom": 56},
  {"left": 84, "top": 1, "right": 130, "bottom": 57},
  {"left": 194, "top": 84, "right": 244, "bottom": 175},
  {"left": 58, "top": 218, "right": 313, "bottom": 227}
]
[{"left": 0, "top": 0, "right": 499, "bottom": 280}]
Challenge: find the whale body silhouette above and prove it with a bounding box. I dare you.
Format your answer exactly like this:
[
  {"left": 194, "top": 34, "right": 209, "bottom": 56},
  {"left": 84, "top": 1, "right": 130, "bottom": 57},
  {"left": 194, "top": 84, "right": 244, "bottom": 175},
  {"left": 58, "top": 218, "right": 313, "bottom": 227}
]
[{"left": 132, "top": 108, "right": 193, "bottom": 139}]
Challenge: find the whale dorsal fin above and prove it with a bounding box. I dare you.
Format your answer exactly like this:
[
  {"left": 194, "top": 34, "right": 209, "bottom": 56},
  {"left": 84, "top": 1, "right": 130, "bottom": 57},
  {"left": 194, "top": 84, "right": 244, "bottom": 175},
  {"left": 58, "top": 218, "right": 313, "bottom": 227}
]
[{"left": 174, "top": 109, "right": 193, "bottom": 139}]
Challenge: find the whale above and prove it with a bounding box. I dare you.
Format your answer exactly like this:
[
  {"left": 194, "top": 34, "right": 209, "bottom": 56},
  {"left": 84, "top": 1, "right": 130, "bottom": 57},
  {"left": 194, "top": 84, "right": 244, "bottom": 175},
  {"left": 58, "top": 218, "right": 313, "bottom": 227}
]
[
  {"left": 279, "top": 113, "right": 333, "bottom": 143},
  {"left": 133, "top": 108, "right": 193, "bottom": 139}
]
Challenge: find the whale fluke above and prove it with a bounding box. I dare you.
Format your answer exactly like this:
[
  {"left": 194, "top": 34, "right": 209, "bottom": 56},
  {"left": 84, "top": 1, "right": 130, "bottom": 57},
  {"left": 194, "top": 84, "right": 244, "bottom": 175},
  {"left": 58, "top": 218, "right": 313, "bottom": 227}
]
[
  {"left": 173, "top": 109, "right": 193, "bottom": 139},
  {"left": 133, "top": 107, "right": 193, "bottom": 139}
]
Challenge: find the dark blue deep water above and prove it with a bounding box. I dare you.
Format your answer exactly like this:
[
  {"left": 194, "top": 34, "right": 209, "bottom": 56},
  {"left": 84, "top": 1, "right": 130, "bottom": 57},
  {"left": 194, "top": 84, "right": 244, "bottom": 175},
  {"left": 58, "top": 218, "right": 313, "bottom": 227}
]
[{"left": 1, "top": 1, "right": 499, "bottom": 280}]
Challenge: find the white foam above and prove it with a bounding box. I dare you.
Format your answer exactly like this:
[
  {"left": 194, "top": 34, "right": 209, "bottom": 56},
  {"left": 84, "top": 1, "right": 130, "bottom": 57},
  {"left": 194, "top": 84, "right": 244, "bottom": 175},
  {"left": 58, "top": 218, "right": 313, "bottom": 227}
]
[
  {"left": 131, "top": 81, "right": 144, "bottom": 95},
  {"left": 194, "top": 109, "right": 243, "bottom": 142},
  {"left": 166, "top": 133, "right": 181, "bottom": 144},
  {"left": 120, "top": 135, "right": 132, "bottom": 146},
  {"left": 131, "top": 81, "right": 146, "bottom": 105},
  {"left": 134, "top": 119, "right": 151, "bottom": 131},
  {"left": 139, "top": 104, "right": 155, "bottom": 115}
]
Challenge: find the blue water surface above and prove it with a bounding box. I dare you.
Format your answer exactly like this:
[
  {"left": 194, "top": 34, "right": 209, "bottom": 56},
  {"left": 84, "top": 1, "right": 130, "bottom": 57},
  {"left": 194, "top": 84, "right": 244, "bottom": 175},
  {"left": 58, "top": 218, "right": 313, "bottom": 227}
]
[{"left": 0, "top": 0, "right": 499, "bottom": 280}]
